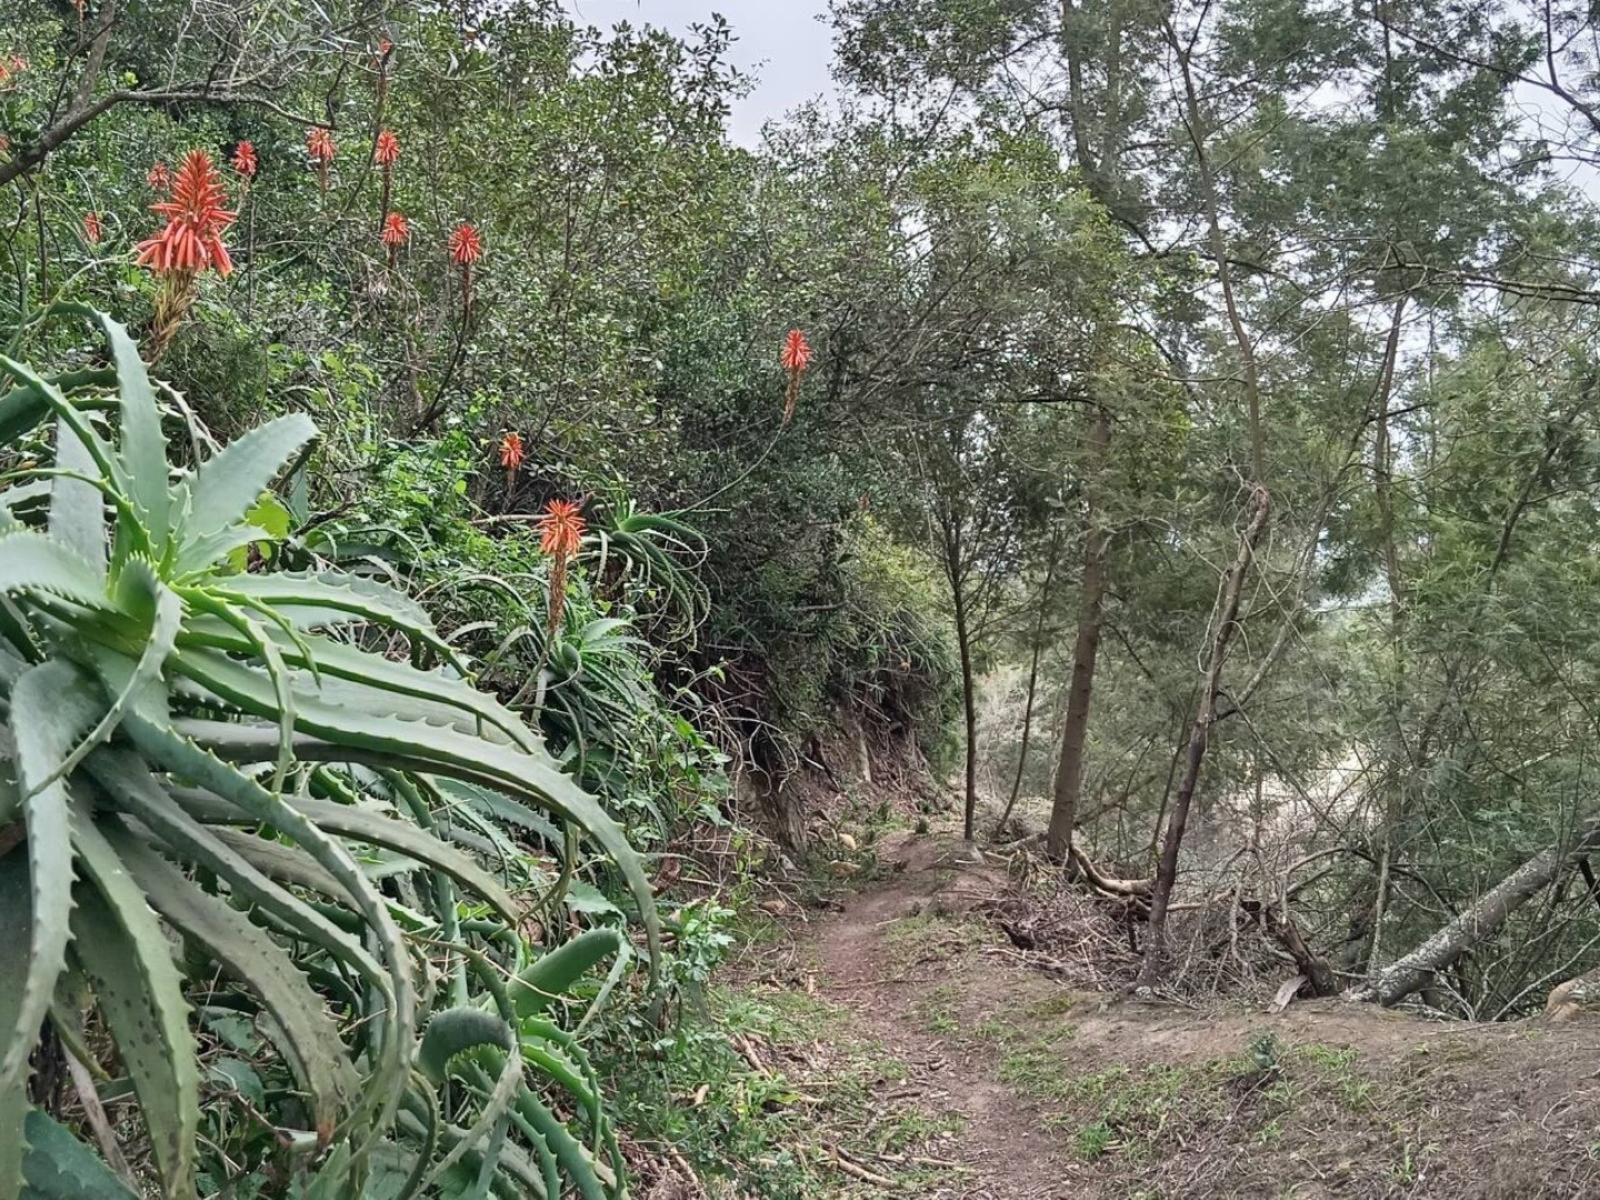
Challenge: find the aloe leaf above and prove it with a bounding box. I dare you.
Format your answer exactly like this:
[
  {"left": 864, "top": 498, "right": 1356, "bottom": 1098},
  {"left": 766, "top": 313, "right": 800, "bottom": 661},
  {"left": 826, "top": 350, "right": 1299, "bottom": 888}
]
[
  {"left": 209, "top": 573, "right": 463, "bottom": 668},
  {"left": 418, "top": 1007, "right": 512, "bottom": 1086},
  {"left": 205, "top": 827, "right": 354, "bottom": 904},
  {"left": 172, "top": 414, "right": 317, "bottom": 574},
  {"left": 0, "top": 532, "right": 114, "bottom": 611},
  {"left": 0, "top": 368, "right": 115, "bottom": 448},
  {"left": 215, "top": 570, "right": 433, "bottom": 630},
  {"left": 0, "top": 361, "right": 124, "bottom": 499},
  {"left": 50, "top": 417, "right": 107, "bottom": 583},
  {"left": 121, "top": 714, "right": 414, "bottom": 1147},
  {"left": 0, "top": 661, "right": 102, "bottom": 1098},
  {"left": 177, "top": 623, "right": 537, "bottom": 754},
  {"left": 91, "top": 312, "right": 169, "bottom": 554},
  {"left": 281, "top": 799, "right": 521, "bottom": 924},
  {"left": 18, "top": 1110, "right": 138, "bottom": 1200},
  {"left": 166, "top": 651, "right": 659, "bottom": 969},
  {"left": 86, "top": 753, "right": 377, "bottom": 976},
  {"left": 48, "top": 568, "right": 181, "bottom": 788},
  {"left": 507, "top": 930, "right": 621, "bottom": 1019},
  {"left": 440, "top": 781, "right": 563, "bottom": 848},
  {"left": 420, "top": 1051, "right": 521, "bottom": 1194},
  {"left": 511, "top": 1088, "right": 611, "bottom": 1200},
  {"left": 69, "top": 812, "right": 198, "bottom": 1199},
  {"left": 0, "top": 852, "right": 33, "bottom": 1200},
  {"left": 110, "top": 829, "right": 354, "bottom": 1141}
]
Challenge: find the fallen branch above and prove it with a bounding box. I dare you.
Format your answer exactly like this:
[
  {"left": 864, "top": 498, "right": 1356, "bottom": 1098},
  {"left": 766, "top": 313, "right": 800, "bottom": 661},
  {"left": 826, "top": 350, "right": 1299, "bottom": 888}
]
[
  {"left": 1348, "top": 820, "right": 1600, "bottom": 1005},
  {"left": 831, "top": 1145, "right": 900, "bottom": 1188}
]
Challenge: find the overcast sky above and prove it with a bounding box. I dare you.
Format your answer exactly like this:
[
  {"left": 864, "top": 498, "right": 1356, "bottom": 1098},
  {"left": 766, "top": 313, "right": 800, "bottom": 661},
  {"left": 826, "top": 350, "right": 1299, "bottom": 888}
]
[{"left": 561, "top": 1, "right": 836, "bottom": 145}]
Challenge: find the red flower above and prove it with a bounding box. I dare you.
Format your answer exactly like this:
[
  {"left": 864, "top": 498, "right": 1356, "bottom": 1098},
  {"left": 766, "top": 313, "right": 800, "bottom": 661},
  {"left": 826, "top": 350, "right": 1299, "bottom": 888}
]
[
  {"left": 539, "top": 498, "right": 585, "bottom": 632},
  {"left": 448, "top": 222, "right": 482, "bottom": 266},
  {"left": 780, "top": 329, "right": 813, "bottom": 374},
  {"left": 374, "top": 129, "right": 400, "bottom": 166},
  {"left": 498, "top": 431, "right": 525, "bottom": 470},
  {"left": 381, "top": 211, "right": 410, "bottom": 247},
  {"left": 232, "top": 140, "right": 257, "bottom": 179},
  {"left": 82, "top": 212, "right": 102, "bottom": 244},
  {"left": 305, "top": 127, "right": 335, "bottom": 163},
  {"left": 781, "top": 329, "right": 812, "bottom": 424},
  {"left": 147, "top": 160, "right": 171, "bottom": 192},
  {"left": 136, "top": 149, "right": 237, "bottom": 277},
  {"left": 539, "top": 499, "right": 585, "bottom": 558}
]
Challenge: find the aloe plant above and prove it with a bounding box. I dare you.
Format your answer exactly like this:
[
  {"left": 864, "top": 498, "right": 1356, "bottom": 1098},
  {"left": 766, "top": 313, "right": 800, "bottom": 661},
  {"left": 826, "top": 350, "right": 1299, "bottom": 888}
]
[{"left": 0, "top": 307, "right": 654, "bottom": 1199}]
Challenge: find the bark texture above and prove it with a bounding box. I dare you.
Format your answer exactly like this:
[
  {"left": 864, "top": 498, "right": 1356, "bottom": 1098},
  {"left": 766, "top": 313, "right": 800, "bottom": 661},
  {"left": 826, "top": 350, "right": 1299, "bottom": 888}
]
[{"left": 1350, "top": 820, "right": 1600, "bottom": 1006}]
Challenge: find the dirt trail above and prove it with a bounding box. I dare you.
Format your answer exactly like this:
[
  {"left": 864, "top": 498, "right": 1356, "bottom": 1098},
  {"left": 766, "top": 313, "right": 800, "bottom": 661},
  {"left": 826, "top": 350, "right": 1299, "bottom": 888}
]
[
  {"left": 786, "top": 831, "right": 1600, "bottom": 1200},
  {"left": 804, "top": 835, "right": 1069, "bottom": 1199}
]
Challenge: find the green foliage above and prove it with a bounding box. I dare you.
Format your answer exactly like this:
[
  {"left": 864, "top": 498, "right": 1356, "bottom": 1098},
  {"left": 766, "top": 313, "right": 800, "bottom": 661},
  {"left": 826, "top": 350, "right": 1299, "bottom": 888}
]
[{"left": 0, "top": 309, "right": 653, "bottom": 1198}]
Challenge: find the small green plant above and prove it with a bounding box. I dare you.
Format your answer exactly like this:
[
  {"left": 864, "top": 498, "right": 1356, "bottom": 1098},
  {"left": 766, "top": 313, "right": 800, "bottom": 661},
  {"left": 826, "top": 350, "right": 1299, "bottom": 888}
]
[{"left": 1075, "top": 1119, "right": 1114, "bottom": 1161}]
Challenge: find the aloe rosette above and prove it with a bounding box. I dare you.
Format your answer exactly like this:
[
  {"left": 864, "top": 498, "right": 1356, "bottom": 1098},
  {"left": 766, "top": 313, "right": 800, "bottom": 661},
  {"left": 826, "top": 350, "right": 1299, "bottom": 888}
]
[{"left": 0, "top": 307, "right": 651, "bottom": 1199}]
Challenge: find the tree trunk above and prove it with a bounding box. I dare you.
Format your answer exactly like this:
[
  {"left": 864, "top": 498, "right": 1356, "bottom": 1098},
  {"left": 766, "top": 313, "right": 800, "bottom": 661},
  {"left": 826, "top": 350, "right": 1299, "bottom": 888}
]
[
  {"left": 1046, "top": 408, "right": 1112, "bottom": 861},
  {"left": 952, "top": 571, "right": 979, "bottom": 842},
  {"left": 1137, "top": 485, "right": 1272, "bottom": 987},
  {"left": 995, "top": 529, "right": 1062, "bottom": 839},
  {"left": 1366, "top": 296, "right": 1409, "bottom": 979},
  {"left": 1349, "top": 821, "right": 1600, "bottom": 1006}
]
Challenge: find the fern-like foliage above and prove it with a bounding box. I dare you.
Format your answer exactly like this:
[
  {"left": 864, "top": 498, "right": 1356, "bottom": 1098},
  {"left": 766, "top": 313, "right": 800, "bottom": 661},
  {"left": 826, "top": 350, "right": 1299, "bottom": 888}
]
[{"left": 0, "top": 306, "right": 651, "bottom": 1199}]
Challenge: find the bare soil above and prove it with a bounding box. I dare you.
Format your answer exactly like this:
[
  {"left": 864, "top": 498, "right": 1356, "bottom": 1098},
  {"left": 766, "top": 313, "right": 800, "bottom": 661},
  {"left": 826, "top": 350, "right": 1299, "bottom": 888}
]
[{"left": 780, "top": 829, "right": 1600, "bottom": 1199}]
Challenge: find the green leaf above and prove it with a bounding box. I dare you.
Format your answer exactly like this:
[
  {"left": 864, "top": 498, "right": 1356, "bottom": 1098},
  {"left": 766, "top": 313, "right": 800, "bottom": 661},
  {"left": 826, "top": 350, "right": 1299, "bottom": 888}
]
[
  {"left": 93, "top": 312, "right": 169, "bottom": 554},
  {"left": 507, "top": 930, "right": 622, "bottom": 1020},
  {"left": 173, "top": 413, "right": 316, "bottom": 575},
  {"left": 112, "top": 830, "right": 354, "bottom": 1141},
  {"left": 0, "top": 533, "right": 113, "bottom": 611},
  {"left": 562, "top": 881, "right": 620, "bottom": 918},
  {"left": 69, "top": 813, "right": 199, "bottom": 1200},
  {"left": 166, "top": 651, "right": 659, "bottom": 971},
  {"left": 420, "top": 1051, "right": 521, "bottom": 1195},
  {"left": 418, "top": 1008, "right": 512, "bottom": 1086},
  {"left": 0, "top": 852, "right": 33, "bottom": 1200},
  {"left": 209, "top": 573, "right": 462, "bottom": 667},
  {"left": 177, "top": 626, "right": 539, "bottom": 755},
  {"left": 85, "top": 751, "right": 378, "bottom": 979},
  {"left": 511, "top": 1089, "right": 611, "bottom": 1200},
  {"left": 121, "top": 715, "right": 415, "bottom": 1147},
  {"left": 50, "top": 418, "right": 107, "bottom": 584},
  {"left": 0, "top": 367, "right": 116, "bottom": 449},
  {"left": 0, "top": 362, "right": 124, "bottom": 499},
  {"left": 48, "top": 565, "right": 182, "bottom": 788},
  {"left": 281, "top": 798, "right": 521, "bottom": 925},
  {"left": 0, "top": 661, "right": 102, "bottom": 1100},
  {"left": 18, "top": 1110, "right": 138, "bottom": 1200}
]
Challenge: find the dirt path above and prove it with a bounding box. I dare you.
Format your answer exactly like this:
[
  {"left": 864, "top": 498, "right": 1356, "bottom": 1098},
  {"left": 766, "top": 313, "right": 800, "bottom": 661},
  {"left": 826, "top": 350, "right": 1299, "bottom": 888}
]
[
  {"left": 775, "top": 831, "right": 1600, "bottom": 1200},
  {"left": 800, "top": 835, "right": 1073, "bottom": 1199}
]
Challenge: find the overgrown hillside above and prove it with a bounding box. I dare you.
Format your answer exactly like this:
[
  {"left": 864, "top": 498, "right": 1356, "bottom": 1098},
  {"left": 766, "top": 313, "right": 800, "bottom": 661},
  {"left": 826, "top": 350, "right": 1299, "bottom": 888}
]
[{"left": 8, "top": 0, "right": 1600, "bottom": 1196}]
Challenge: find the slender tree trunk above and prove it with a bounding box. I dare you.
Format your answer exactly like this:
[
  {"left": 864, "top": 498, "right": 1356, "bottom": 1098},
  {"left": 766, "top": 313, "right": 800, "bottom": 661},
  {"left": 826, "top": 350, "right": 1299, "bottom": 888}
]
[
  {"left": 952, "top": 573, "right": 979, "bottom": 842},
  {"left": 1367, "top": 296, "right": 1409, "bottom": 978},
  {"left": 996, "top": 529, "right": 1062, "bottom": 839},
  {"left": 1349, "top": 821, "right": 1600, "bottom": 1006},
  {"left": 1046, "top": 408, "right": 1112, "bottom": 860},
  {"left": 1138, "top": 486, "right": 1272, "bottom": 986}
]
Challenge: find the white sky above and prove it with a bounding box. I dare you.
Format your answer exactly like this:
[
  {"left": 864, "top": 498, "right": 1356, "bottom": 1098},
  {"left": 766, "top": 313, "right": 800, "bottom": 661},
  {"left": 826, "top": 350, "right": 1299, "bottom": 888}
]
[{"left": 561, "top": 1, "right": 836, "bottom": 145}]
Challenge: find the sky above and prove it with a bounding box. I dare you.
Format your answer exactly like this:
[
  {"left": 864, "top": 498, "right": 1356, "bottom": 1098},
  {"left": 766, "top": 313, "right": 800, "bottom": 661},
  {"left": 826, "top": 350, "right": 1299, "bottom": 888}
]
[{"left": 561, "top": 1, "right": 836, "bottom": 145}]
